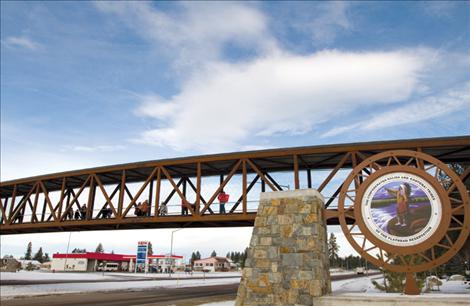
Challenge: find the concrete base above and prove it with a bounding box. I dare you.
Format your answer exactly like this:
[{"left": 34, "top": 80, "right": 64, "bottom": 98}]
[{"left": 315, "top": 295, "right": 470, "bottom": 306}]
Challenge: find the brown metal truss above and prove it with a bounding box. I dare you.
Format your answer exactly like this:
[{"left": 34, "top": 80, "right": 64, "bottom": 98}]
[{"left": 1, "top": 136, "right": 469, "bottom": 235}]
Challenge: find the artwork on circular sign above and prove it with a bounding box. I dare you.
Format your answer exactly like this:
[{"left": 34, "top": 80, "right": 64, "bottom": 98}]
[{"left": 361, "top": 172, "right": 442, "bottom": 247}]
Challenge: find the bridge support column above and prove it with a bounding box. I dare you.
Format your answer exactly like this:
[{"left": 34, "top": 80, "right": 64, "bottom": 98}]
[{"left": 235, "top": 189, "right": 330, "bottom": 306}]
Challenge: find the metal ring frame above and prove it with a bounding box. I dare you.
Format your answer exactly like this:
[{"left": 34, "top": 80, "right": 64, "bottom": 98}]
[{"left": 338, "top": 150, "right": 470, "bottom": 273}]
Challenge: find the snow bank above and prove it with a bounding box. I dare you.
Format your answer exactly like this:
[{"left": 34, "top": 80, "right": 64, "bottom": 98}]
[
  {"left": 111, "top": 271, "right": 242, "bottom": 279},
  {"left": 0, "top": 270, "right": 122, "bottom": 281},
  {"left": 332, "top": 275, "right": 470, "bottom": 296}
]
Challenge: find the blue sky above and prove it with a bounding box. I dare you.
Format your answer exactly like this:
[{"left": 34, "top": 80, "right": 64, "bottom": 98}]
[{"left": 1, "top": 1, "right": 469, "bottom": 259}]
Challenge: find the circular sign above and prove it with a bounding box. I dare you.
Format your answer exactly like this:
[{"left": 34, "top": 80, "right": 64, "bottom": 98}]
[{"left": 361, "top": 171, "right": 442, "bottom": 247}]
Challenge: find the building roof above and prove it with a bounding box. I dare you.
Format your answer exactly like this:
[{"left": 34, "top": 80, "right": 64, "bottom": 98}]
[
  {"left": 53, "top": 252, "right": 130, "bottom": 261},
  {"left": 52, "top": 252, "right": 183, "bottom": 261},
  {"left": 195, "top": 256, "right": 230, "bottom": 263}
]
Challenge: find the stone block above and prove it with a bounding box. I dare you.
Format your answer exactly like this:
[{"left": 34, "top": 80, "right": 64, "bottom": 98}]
[
  {"left": 236, "top": 189, "right": 330, "bottom": 306},
  {"left": 281, "top": 253, "right": 302, "bottom": 267},
  {"left": 259, "top": 237, "right": 272, "bottom": 246},
  {"left": 280, "top": 225, "right": 293, "bottom": 238},
  {"left": 254, "top": 249, "right": 267, "bottom": 259}
]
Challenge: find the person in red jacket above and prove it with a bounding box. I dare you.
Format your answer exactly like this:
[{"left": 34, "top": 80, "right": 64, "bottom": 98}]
[{"left": 217, "top": 190, "right": 229, "bottom": 214}]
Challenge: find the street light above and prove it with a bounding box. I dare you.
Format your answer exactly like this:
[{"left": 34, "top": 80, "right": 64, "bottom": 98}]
[
  {"left": 169, "top": 228, "right": 183, "bottom": 277},
  {"left": 63, "top": 232, "right": 72, "bottom": 272}
]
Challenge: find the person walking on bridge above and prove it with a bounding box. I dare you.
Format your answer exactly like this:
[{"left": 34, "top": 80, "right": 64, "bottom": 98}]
[
  {"left": 80, "top": 204, "right": 87, "bottom": 220},
  {"left": 218, "top": 190, "right": 229, "bottom": 214}
]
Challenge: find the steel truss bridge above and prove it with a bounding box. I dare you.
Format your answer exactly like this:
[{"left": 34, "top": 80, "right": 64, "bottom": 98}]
[{"left": 1, "top": 136, "right": 469, "bottom": 235}]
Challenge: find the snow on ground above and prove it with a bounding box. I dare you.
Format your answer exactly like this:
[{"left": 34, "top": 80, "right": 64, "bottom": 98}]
[
  {"left": 0, "top": 270, "right": 356, "bottom": 283},
  {"left": 332, "top": 275, "right": 470, "bottom": 297},
  {"left": 331, "top": 275, "right": 382, "bottom": 293},
  {"left": 0, "top": 271, "right": 241, "bottom": 282},
  {"left": 1, "top": 273, "right": 468, "bottom": 301},
  {"left": 195, "top": 277, "right": 470, "bottom": 305},
  {"left": 111, "top": 271, "right": 242, "bottom": 279},
  {"left": 0, "top": 277, "right": 241, "bottom": 300},
  {"left": 0, "top": 271, "right": 123, "bottom": 281}
]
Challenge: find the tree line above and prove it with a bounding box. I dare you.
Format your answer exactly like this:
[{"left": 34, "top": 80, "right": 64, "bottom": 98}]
[
  {"left": 22, "top": 242, "right": 50, "bottom": 263},
  {"left": 328, "top": 233, "right": 376, "bottom": 270}
]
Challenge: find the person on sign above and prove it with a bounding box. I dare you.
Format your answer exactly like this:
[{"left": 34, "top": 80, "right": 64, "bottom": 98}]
[
  {"left": 217, "top": 189, "right": 229, "bottom": 214},
  {"left": 385, "top": 183, "right": 410, "bottom": 227}
]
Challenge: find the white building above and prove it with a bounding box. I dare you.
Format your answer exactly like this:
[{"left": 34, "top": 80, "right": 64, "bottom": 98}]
[{"left": 193, "top": 256, "right": 231, "bottom": 272}]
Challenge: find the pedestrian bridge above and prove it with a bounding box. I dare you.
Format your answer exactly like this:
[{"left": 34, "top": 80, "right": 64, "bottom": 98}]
[{"left": 1, "top": 136, "right": 469, "bottom": 235}]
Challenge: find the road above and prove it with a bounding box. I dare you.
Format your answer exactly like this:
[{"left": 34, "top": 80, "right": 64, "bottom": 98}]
[
  {"left": 1, "top": 283, "right": 238, "bottom": 306},
  {"left": 1, "top": 273, "right": 381, "bottom": 306},
  {"left": 1, "top": 275, "right": 240, "bottom": 286}
]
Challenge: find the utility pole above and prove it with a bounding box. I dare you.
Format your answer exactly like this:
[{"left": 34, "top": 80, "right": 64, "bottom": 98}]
[{"left": 169, "top": 228, "right": 183, "bottom": 277}]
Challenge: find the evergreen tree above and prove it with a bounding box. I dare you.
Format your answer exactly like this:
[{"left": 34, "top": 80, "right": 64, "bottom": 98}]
[
  {"left": 328, "top": 233, "right": 339, "bottom": 268},
  {"left": 196, "top": 251, "right": 201, "bottom": 260},
  {"left": 226, "top": 252, "right": 230, "bottom": 258},
  {"left": 95, "top": 243, "right": 104, "bottom": 253},
  {"left": 72, "top": 248, "right": 86, "bottom": 253},
  {"left": 241, "top": 248, "right": 249, "bottom": 268},
  {"left": 191, "top": 252, "right": 198, "bottom": 266},
  {"left": 25, "top": 242, "right": 33, "bottom": 260},
  {"left": 234, "top": 252, "right": 240, "bottom": 263},
  {"left": 210, "top": 250, "right": 217, "bottom": 257},
  {"left": 43, "top": 253, "right": 51, "bottom": 262},
  {"left": 33, "top": 247, "right": 44, "bottom": 263},
  {"left": 372, "top": 254, "right": 425, "bottom": 292}
]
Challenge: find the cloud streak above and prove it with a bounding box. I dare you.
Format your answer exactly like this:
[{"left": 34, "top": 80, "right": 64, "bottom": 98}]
[
  {"left": 94, "top": 2, "right": 276, "bottom": 70},
  {"left": 63, "top": 145, "right": 126, "bottom": 153},
  {"left": 322, "top": 82, "right": 470, "bottom": 137},
  {"left": 2, "top": 36, "right": 42, "bottom": 50}
]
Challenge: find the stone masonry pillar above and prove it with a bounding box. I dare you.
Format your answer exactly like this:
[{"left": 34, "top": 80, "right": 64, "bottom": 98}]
[{"left": 235, "top": 189, "right": 330, "bottom": 306}]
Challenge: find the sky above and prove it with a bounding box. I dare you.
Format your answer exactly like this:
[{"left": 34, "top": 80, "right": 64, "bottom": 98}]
[{"left": 1, "top": 1, "right": 469, "bottom": 260}]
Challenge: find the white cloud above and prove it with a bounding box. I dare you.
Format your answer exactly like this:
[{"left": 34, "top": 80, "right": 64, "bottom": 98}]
[
  {"left": 423, "top": 1, "right": 457, "bottom": 18},
  {"left": 2, "top": 36, "right": 42, "bottom": 50},
  {"left": 322, "top": 82, "right": 470, "bottom": 137},
  {"left": 63, "top": 145, "right": 126, "bottom": 153},
  {"left": 307, "top": 2, "right": 352, "bottom": 45},
  {"left": 95, "top": 2, "right": 469, "bottom": 152},
  {"left": 94, "top": 2, "right": 276, "bottom": 69},
  {"left": 136, "top": 49, "right": 426, "bottom": 151}
]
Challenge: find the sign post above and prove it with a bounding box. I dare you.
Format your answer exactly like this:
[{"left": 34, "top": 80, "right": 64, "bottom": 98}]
[{"left": 136, "top": 241, "right": 149, "bottom": 273}]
